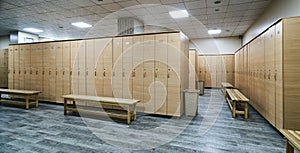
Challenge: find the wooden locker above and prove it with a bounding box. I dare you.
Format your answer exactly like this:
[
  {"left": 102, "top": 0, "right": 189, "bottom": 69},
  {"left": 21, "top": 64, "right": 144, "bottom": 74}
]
[
  {"left": 216, "top": 56, "right": 223, "bottom": 88},
  {"left": 155, "top": 34, "right": 168, "bottom": 115},
  {"left": 205, "top": 56, "right": 211, "bottom": 87},
  {"left": 48, "top": 43, "right": 56, "bottom": 101},
  {"left": 18, "top": 45, "right": 25, "bottom": 90},
  {"left": 275, "top": 21, "right": 283, "bottom": 129},
  {"left": 8, "top": 46, "right": 14, "bottom": 89},
  {"left": 86, "top": 39, "right": 96, "bottom": 96},
  {"left": 13, "top": 45, "right": 20, "bottom": 90},
  {"left": 55, "top": 42, "right": 63, "bottom": 103},
  {"left": 102, "top": 39, "right": 113, "bottom": 97},
  {"left": 122, "top": 36, "right": 133, "bottom": 99},
  {"left": 30, "top": 44, "right": 37, "bottom": 91},
  {"left": 167, "top": 33, "right": 181, "bottom": 116},
  {"left": 24, "top": 45, "right": 31, "bottom": 90},
  {"left": 70, "top": 41, "right": 79, "bottom": 95},
  {"left": 264, "top": 26, "right": 276, "bottom": 126},
  {"left": 78, "top": 40, "right": 86, "bottom": 95},
  {"left": 42, "top": 44, "right": 50, "bottom": 100},
  {"left": 198, "top": 56, "right": 206, "bottom": 81},
  {"left": 132, "top": 35, "right": 144, "bottom": 112},
  {"left": 112, "top": 37, "right": 123, "bottom": 98},
  {"left": 62, "top": 42, "right": 71, "bottom": 96},
  {"left": 143, "top": 35, "right": 155, "bottom": 114},
  {"left": 188, "top": 50, "right": 197, "bottom": 89}
]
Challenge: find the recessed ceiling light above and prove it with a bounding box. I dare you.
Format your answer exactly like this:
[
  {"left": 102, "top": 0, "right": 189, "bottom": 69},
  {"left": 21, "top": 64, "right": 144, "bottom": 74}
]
[
  {"left": 208, "top": 29, "right": 222, "bottom": 34},
  {"left": 23, "top": 28, "right": 43, "bottom": 33},
  {"left": 214, "top": 0, "right": 221, "bottom": 4},
  {"left": 169, "top": 10, "right": 189, "bottom": 19},
  {"left": 72, "top": 22, "right": 92, "bottom": 28}
]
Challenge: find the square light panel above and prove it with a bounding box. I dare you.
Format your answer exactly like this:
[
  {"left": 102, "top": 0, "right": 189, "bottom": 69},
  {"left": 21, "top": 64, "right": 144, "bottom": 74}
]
[
  {"left": 169, "top": 10, "right": 189, "bottom": 19},
  {"left": 208, "top": 29, "right": 222, "bottom": 34},
  {"left": 72, "top": 22, "right": 92, "bottom": 28}
]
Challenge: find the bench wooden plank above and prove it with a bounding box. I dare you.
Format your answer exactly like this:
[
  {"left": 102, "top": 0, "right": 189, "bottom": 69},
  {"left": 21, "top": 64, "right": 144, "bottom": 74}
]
[
  {"left": 62, "top": 94, "right": 140, "bottom": 124},
  {"left": 221, "top": 82, "right": 234, "bottom": 95},
  {"left": 280, "top": 129, "right": 300, "bottom": 153},
  {"left": 0, "top": 89, "right": 41, "bottom": 109},
  {"left": 225, "top": 89, "right": 249, "bottom": 119}
]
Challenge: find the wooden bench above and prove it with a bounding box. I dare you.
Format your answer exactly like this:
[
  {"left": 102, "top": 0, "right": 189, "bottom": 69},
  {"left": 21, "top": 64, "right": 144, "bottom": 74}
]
[
  {"left": 0, "top": 89, "right": 41, "bottom": 109},
  {"left": 62, "top": 95, "right": 141, "bottom": 124},
  {"left": 221, "top": 82, "right": 234, "bottom": 95},
  {"left": 225, "top": 89, "right": 249, "bottom": 119},
  {"left": 280, "top": 129, "right": 300, "bottom": 153}
]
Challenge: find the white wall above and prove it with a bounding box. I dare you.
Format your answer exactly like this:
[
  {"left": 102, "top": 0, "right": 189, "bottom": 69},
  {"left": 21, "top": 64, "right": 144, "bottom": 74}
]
[
  {"left": 190, "top": 37, "right": 241, "bottom": 55},
  {"left": 18, "top": 31, "right": 39, "bottom": 43},
  {"left": 243, "top": 0, "right": 300, "bottom": 44},
  {"left": 0, "top": 36, "right": 10, "bottom": 49}
]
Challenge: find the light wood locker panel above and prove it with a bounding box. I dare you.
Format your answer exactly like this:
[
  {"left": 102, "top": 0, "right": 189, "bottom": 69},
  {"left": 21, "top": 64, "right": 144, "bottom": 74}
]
[
  {"left": 264, "top": 26, "right": 276, "bottom": 126},
  {"left": 55, "top": 42, "right": 63, "bottom": 103},
  {"left": 244, "top": 46, "right": 249, "bottom": 97},
  {"left": 30, "top": 44, "right": 37, "bottom": 91},
  {"left": 112, "top": 37, "right": 123, "bottom": 98},
  {"left": 211, "top": 56, "right": 217, "bottom": 87},
  {"left": 282, "top": 18, "right": 300, "bottom": 129},
  {"left": 132, "top": 36, "right": 144, "bottom": 112},
  {"left": 8, "top": 46, "right": 13, "bottom": 89},
  {"left": 155, "top": 34, "right": 168, "bottom": 115},
  {"left": 226, "top": 55, "right": 234, "bottom": 85},
  {"left": 188, "top": 50, "right": 197, "bottom": 89},
  {"left": 198, "top": 56, "right": 206, "bottom": 81},
  {"left": 48, "top": 43, "right": 56, "bottom": 101},
  {"left": 216, "top": 56, "right": 223, "bottom": 88},
  {"left": 78, "top": 40, "right": 86, "bottom": 95},
  {"left": 122, "top": 36, "right": 133, "bottom": 99},
  {"left": 167, "top": 33, "right": 181, "bottom": 116},
  {"left": 205, "top": 56, "right": 212, "bottom": 87},
  {"left": 18, "top": 45, "right": 25, "bottom": 90},
  {"left": 102, "top": 39, "right": 113, "bottom": 97},
  {"left": 62, "top": 42, "right": 71, "bottom": 96},
  {"left": 86, "top": 39, "right": 96, "bottom": 96},
  {"left": 42, "top": 44, "right": 50, "bottom": 100},
  {"left": 13, "top": 45, "right": 19, "bottom": 90},
  {"left": 24, "top": 45, "right": 31, "bottom": 91},
  {"left": 71, "top": 41, "right": 79, "bottom": 95},
  {"left": 275, "top": 21, "right": 283, "bottom": 129},
  {"left": 143, "top": 35, "right": 155, "bottom": 114},
  {"left": 255, "top": 35, "right": 265, "bottom": 116}
]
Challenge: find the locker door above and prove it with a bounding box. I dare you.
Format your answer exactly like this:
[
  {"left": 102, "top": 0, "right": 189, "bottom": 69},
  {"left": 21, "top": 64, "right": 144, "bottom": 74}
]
[
  {"left": 8, "top": 46, "right": 14, "bottom": 89},
  {"left": 198, "top": 56, "right": 206, "bottom": 81},
  {"left": 19, "top": 45, "right": 25, "bottom": 90},
  {"left": 25, "top": 45, "right": 31, "bottom": 90},
  {"left": 36, "top": 44, "right": 43, "bottom": 93},
  {"left": 205, "top": 56, "right": 212, "bottom": 87},
  {"left": 132, "top": 36, "right": 144, "bottom": 112},
  {"left": 62, "top": 42, "right": 71, "bottom": 96},
  {"left": 155, "top": 34, "right": 168, "bottom": 115},
  {"left": 143, "top": 35, "right": 155, "bottom": 114},
  {"left": 103, "top": 39, "right": 113, "bottom": 97},
  {"left": 256, "top": 35, "right": 265, "bottom": 116},
  {"left": 55, "top": 42, "right": 63, "bottom": 103},
  {"left": 216, "top": 56, "right": 223, "bottom": 88},
  {"left": 167, "top": 33, "right": 181, "bottom": 116},
  {"left": 86, "top": 39, "right": 96, "bottom": 96},
  {"left": 71, "top": 41, "right": 79, "bottom": 95},
  {"left": 42, "top": 44, "right": 50, "bottom": 100},
  {"left": 122, "top": 36, "right": 133, "bottom": 99},
  {"left": 13, "top": 45, "right": 20, "bottom": 90},
  {"left": 49, "top": 43, "right": 56, "bottom": 101},
  {"left": 78, "top": 40, "right": 86, "bottom": 95},
  {"left": 30, "top": 44, "right": 37, "bottom": 91},
  {"left": 264, "top": 26, "right": 276, "bottom": 125},
  {"left": 188, "top": 50, "right": 196, "bottom": 89},
  {"left": 275, "top": 21, "right": 283, "bottom": 129},
  {"left": 112, "top": 37, "right": 123, "bottom": 98}
]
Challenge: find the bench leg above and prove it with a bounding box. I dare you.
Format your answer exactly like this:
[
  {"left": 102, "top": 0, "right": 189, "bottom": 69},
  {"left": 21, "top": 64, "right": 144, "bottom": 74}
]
[
  {"left": 232, "top": 101, "right": 236, "bottom": 118},
  {"left": 127, "top": 105, "right": 131, "bottom": 125},
  {"left": 134, "top": 104, "right": 137, "bottom": 121},
  {"left": 286, "top": 140, "right": 294, "bottom": 153},
  {"left": 244, "top": 102, "right": 248, "bottom": 119},
  {"left": 25, "top": 95, "right": 29, "bottom": 110},
  {"left": 64, "top": 99, "right": 67, "bottom": 115},
  {"left": 35, "top": 94, "right": 39, "bottom": 108}
]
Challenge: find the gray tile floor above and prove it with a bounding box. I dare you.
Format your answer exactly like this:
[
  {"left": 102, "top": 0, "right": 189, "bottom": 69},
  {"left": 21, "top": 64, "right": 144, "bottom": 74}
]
[{"left": 0, "top": 89, "right": 285, "bottom": 153}]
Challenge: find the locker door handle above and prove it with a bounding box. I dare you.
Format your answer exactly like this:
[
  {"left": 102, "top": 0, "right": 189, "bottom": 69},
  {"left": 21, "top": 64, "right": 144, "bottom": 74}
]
[
  {"left": 86, "top": 71, "right": 88, "bottom": 76},
  {"left": 274, "top": 74, "right": 277, "bottom": 81},
  {"left": 132, "top": 70, "right": 135, "bottom": 77},
  {"left": 63, "top": 71, "right": 65, "bottom": 75},
  {"left": 143, "top": 72, "right": 146, "bottom": 78},
  {"left": 36, "top": 71, "right": 38, "bottom": 75},
  {"left": 155, "top": 70, "right": 158, "bottom": 78},
  {"left": 122, "top": 72, "right": 125, "bottom": 77},
  {"left": 43, "top": 71, "right": 44, "bottom": 75},
  {"left": 8, "top": 70, "right": 10, "bottom": 74},
  {"left": 56, "top": 71, "right": 57, "bottom": 75},
  {"left": 49, "top": 71, "right": 51, "bottom": 75},
  {"left": 268, "top": 73, "right": 270, "bottom": 80},
  {"left": 13, "top": 70, "right": 15, "bottom": 74},
  {"left": 95, "top": 71, "right": 97, "bottom": 76},
  {"left": 103, "top": 71, "right": 106, "bottom": 77},
  {"left": 30, "top": 70, "right": 32, "bottom": 74},
  {"left": 113, "top": 72, "right": 115, "bottom": 77},
  {"left": 78, "top": 71, "right": 80, "bottom": 76},
  {"left": 167, "top": 69, "right": 170, "bottom": 78},
  {"left": 70, "top": 71, "right": 72, "bottom": 75}
]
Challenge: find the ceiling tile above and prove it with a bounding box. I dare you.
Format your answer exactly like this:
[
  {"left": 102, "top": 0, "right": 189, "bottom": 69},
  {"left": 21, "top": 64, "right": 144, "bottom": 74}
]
[
  {"left": 101, "top": 3, "right": 123, "bottom": 12},
  {"left": 118, "top": 0, "right": 140, "bottom": 8},
  {"left": 229, "top": 0, "right": 252, "bottom": 5},
  {"left": 137, "top": 0, "right": 162, "bottom": 5},
  {"left": 227, "top": 3, "right": 252, "bottom": 12},
  {"left": 184, "top": 0, "right": 206, "bottom": 9},
  {"left": 160, "top": 0, "right": 183, "bottom": 5}
]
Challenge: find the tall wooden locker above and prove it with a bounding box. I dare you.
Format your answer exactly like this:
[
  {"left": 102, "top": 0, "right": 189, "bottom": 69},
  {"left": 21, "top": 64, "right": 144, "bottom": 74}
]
[
  {"left": 62, "top": 42, "right": 71, "bottom": 97},
  {"left": 8, "top": 46, "right": 14, "bottom": 89},
  {"left": 112, "top": 37, "right": 123, "bottom": 98},
  {"left": 198, "top": 56, "right": 206, "bottom": 81},
  {"left": 216, "top": 56, "right": 223, "bottom": 88},
  {"left": 55, "top": 42, "right": 63, "bottom": 103},
  {"left": 42, "top": 43, "right": 50, "bottom": 100},
  {"left": 18, "top": 45, "right": 26, "bottom": 90},
  {"left": 188, "top": 49, "right": 197, "bottom": 89},
  {"left": 31, "top": 44, "right": 43, "bottom": 93},
  {"left": 132, "top": 35, "right": 144, "bottom": 112},
  {"left": 78, "top": 40, "right": 86, "bottom": 95},
  {"left": 13, "top": 45, "right": 19, "bottom": 90},
  {"left": 167, "top": 33, "right": 181, "bottom": 116},
  {"left": 70, "top": 41, "right": 79, "bottom": 95},
  {"left": 24, "top": 45, "right": 31, "bottom": 91},
  {"left": 275, "top": 21, "right": 283, "bottom": 129},
  {"left": 225, "top": 55, "right": 234, "bottom": 85},
  {"left": 86, "top": 39, "right": 96, "bottom": 96},
  {"left": 205, "top": 56, "right": 212, "bottom": 87},
  {"left": 143, "top": 35, "right": 155, "bottom": 114},
  {"left": 154, "top": 34, "right": 168, "bottom": 115},
  {"left": 102, "top": 39, "right": 113, "bottom": 97},
  {"left": 48, "top": 43, "right": 56, "bottom": 101},
  {"left": 122, "top": 36, "right": 133, "bottom": 99},
  {"left": 264, "top": 26, "right": 276, "bottom": 126}
]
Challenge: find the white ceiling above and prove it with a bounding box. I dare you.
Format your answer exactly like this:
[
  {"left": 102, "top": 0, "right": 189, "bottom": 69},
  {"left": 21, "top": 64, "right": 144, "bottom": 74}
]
[{"left": 0, "top": 0, "right": 273, "bottom": 40}]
